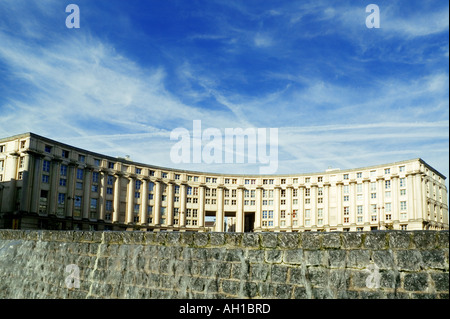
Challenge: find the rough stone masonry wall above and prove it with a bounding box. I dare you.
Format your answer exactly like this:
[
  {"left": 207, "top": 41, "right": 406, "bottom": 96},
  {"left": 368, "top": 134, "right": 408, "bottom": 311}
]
[{"left": 0, "top": 230, "right": 448, "bottom": 299}]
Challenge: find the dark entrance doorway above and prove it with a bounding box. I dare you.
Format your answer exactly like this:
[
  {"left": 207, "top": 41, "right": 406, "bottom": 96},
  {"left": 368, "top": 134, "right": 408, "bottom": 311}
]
[{"left": 244, "top": 212, "right": 255, "bottom": 232}]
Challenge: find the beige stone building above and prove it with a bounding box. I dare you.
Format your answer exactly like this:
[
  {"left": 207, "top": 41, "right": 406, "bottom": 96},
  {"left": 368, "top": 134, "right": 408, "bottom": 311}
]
[{"left": 0, "top": 132, "right": 448, "bottom": 232}]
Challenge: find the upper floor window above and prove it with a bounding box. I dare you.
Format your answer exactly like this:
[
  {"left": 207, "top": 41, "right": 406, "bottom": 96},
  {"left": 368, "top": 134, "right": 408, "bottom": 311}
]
[{"left": 44, "top": 145, "right": 52, "bottom": 153}]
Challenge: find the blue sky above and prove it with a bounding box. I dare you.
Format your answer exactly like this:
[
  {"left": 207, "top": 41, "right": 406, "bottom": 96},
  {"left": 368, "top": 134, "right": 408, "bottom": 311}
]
[{"left": 0, "top": 0, "right": 448, "bottom": 179}]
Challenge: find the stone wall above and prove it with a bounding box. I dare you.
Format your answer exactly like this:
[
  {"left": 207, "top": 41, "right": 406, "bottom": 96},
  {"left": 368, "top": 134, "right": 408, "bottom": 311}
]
[{"left": 0, "top": 230, "right": 448, "bottom": 299}]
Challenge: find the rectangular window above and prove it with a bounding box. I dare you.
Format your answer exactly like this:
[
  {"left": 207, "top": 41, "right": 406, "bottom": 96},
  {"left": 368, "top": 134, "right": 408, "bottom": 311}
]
[
  {"left": 400, "top": 178, "right": 406, "bottom": 187},
  {"left": 400, "top": 201, "right": 407, "bottom": 211},
  {"left": 60, "top": 165, "right": 68, "bottom": 177},
  {"left": 76, "top": 168, "right": 83, "bottom": 180},
  {"left": 44, "top": 145, "right": 52, "bottom": 153},
  {"left": 92, "top": 172, "right": 99, "bottom": 183},
  {"left": 43, "top": 160, "right": 50, "bottom": 173},
  {"left": 357, "top": 205, "right": 363, "bottom": 215},
  {"left": 59, "top": 178, "right": 66, "bottom": 186},
  {"left": 58, "top": 193, "right": 65, "bottom": 205},
  {"left": 42, "top": 175, "right": 49, "bottom": 183},
  {"left": 106, "top": 200, "right": 113, "bottom": 212},
  {"left": 385, "top": 180, "right": 391, "bottom": 189},
  {"left": 357, "top": 172, "right": 362, "bottom": 178},
  {"left": 384, "top": 168, "right": 391, "bottom": 175}
]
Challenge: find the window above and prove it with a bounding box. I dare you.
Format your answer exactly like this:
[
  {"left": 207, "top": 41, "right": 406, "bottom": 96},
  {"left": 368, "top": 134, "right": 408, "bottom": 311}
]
[
  {"left": 76, "top": 169, "right": 83, "bottom": 180},
  {"left": 357, "top": 172, "right": 362, "bottom": 178},
  {"left": 58, "top": 193, "right": 65, "bottom": 205},
  {"left": 385, "top": 191, "right": 391, "bottom": 198},
  {"left": 175, "top": 174, "right": 180, "bottom": 180},
  {"left": 357, "top": 184, "right": 363, "bottom": 193},
  {"left": 371, "top": 182, "right": 376, "bottom": 191},
  {"left": 371, "top": 193, "right": 376, "bottom": 199},
  {"left": 400, "top": 201, "right": 407, "bottom": 211},
  {"left": 92, "top": 172, "right": 99, "bottom": 183},
  {"left": 370, "top": 170, "right": 376, "bottom": 177},
  {"left": 91, "top": 185, "right": 98, "bottom": 193},
  {"left": 344, "top": 195, "right": 349, "bottom": 202},
  {"left": 43, "top": 160, "right": 50, "bottom": 173},
  {"left": 0, "top": 160, "right": 4, "bottom": 171},
  {"left": 78, "top": 155, "right": 85, "bottom": 163},
  {"left": 344, "top": 207, "right": 350, "bottom": 215},
  {"left": 385, "top": 180, "right": 391, "bottom": 189},
  {"left": 42, "top": 175, "right": 49, "bottom": 183},
  {"left": 318, "top": 187, "right": 323, "bottom": 196},
  {"left": 108, "top": 162, "right": 115, "bottom": 169},
  {"left": 401, "top": 225, "right": 407, "bottom": 230},
  {"left": 305, "top": 178, "right": 310, "bottom": 183},
  {"left": 44, "top": 145, "right": 52, "bottom": 153},
  {"left": 59, "top": 179, "right": 66, "bottom": 186},
  {"left": 305, "top": 188, "right": 310, "bottom": 197},
  {"left": 76, "top": 182, "right": 83, "bottom": 190},
  {"left": 343, "top": 185, "right": 349, "bottom": 194},
  {"left": 384, "top": 168, "right": 391, "bottom": 175},
  {"left": 162, "top": 172, "right": 168, "bottom": 179},
  {"left": 318, "top": 176, "right": 323, "bottom": 182},
  {"left": 385, "top": 203, "right": 391, "bottom": 212},
  {"left": 281, "top": 179, "right": 286, "bottom": 184},
  {"left": 343, "top": 174, "right": 349, "bottom": 180},
  {"left": 357, "top": 206, "right": 363, "bottom": 215},
  {"left": 400, "top": 178, "right": 406, "bottom": 188},
  {"left": 0, "top": 145, "right": 5, "bottom": 153},
  {"left": 399, "top": 166, "right": 405, "bottom": 173},
  {"left": 400, "top": 189, "right": 406, "bottom": 196}
]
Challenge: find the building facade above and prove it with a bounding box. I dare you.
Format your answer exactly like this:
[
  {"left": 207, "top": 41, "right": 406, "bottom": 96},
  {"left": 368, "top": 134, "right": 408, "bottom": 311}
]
[{"left": 0, "top": 133, "right": 448, "bottom": 232}]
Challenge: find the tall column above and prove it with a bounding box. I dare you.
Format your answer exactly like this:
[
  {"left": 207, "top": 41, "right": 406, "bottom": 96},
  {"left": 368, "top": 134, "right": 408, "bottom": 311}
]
[
  {"left": 66, "top": 163, "right": 76, "bottom": 218},
  {"left": 236, "top": 187, "right": 244, "bottom": 232},
  {"left": 82, "top": 168, "right": 92, "bottom": 220},
  {"left": 30, "top": 155, "right": 42, "bottom": 214},
  {"left": 126, "top": 176, "right": 135, "bottom": 224},
  {"left": 376, "top": 177, "right": 385, "bottom": 227},
  {"left": 140, "top": 178, "right": 149, "bottom": 225},
  {"left": 363, "top": 179, "right": 370, "bottom": 228},
  {"left": 413, "top": 173, "right": 424, "bottom": 221},
  {"left": 299, "top": 186, "right": 305, "bottom": 228},
  {"left": 273, "top": 186, "right": 281, "bottom": 230},
  {"left": 216, "top": 186, "right": 224, "bottom": 232},
  {"left": 198, "top": 184, "right": 205, "bottom": 228},
  {"left": 254, "top": 186, "right": 262, "bottom": 231},
  {"left": 48, "top": 159, "right": 60, "bottom": 216},
  {"left": 180, "top": 183, "right": 186, "bottom": 227},
  {"left": 167, "top": 181, "right": 174, "bottom": 226},
  {"left": 336, "top": 182, "right": 343, "bottom": 228},
  {"left": 407, "top": 173, "right": 415, "bottom": 220},
  {"left": 286, "top": 186, "right": 293, "bottom": 229},
  {"left": 350, "top": 181, "right": 357, "bottom": 226},
  {"left": 113, "top": 173, "right": 121, "bottom": 223},
  {"left": 154, "top": 180, "right": 162, "bottom": 225},
  {"left": 310, "top": 184, "right": 317, "bottom": 228},
  {"left": 98, "top": 170, "right": 107, "bottom": 221},
  {"left": 323, "top": 183, "right": 330, "bottom": 229},
  {"left": 392, "top": 176, "right": 399, "bottom": 222}
]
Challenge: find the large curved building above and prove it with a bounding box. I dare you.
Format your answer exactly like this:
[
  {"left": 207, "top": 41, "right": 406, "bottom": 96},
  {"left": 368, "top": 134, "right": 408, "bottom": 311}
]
[{"left": 0, "top": 133, "right": 448, "bottom": 232}]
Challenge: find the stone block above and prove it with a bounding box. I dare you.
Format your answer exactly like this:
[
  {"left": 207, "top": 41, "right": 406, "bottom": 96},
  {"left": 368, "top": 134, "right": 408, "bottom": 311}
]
[
  {"left": 270, "top": 265, "right": 288, "bottom": 283},
  {"left": 292, "top": 286, "right": 308, "bottom": 299},
  {"left": 265, "top": 249, "right": 283, "bottom": 263},
  {"left": 436, "top": 231, "right": 449, "bottom": 248},
  {"left": 251, "top": 263, "right": 270, "bottom": 282},
  {"left": 322, "top": 232, "right": 341, "bottom": 249},
  {"left": 260, "top": 233, "right": 278, "bottom": 248},
  {"left": 180, "top": 232, "right": 194, "bottom": 246},
  {"left": 364, "top": 232, "right": 388, "bottom": 249},
  {"left": 389, "top": 231, "right": 412, "bottom": 249},
  {"left": 307, "top": 267, "right": 329, "bottom": 288},
  {"left": 283, "top": 249, "right": 304, "bottom": 264},
  {"left": 403, "top": 273, "right": 428, "bottom": 291},
  {"left": 225, "top": 233, "right": 242, "bottom": 246},
  {"left": 278, "top": 233, "right": 299, "bottom": 249},
  {"left": 412, "top": 231, "right": 437, "bottom": 249},
  {"left": 396, "top": 250, "right": 423, "bottom": 271},
  {"left": 341, "top": 232, "right": 363, "bottom": 249},
  {"left": 346, "top": 250, "right": 371, "bottom": 268},
  {"left": 194, "top": 233, "right": 209, "bottom": 247},
  {"left": 210, "top": 233, "right": 226, "bottom": 246},
  {"left": 221, "top": 279, "right": 240, "bottom": 296},
  {"left": 242, "top": 233, "right": 260, "bottom": 247},
  {"left": 274, "top": 284, "right": 293, "bottom": 299},
  {"left": 421, "top": 250, "right": 447, "bottom": 270},
  {"left": 430, "top": 272, "right": 449, "bottom": 292},
  {"left": 372, "top": 250, "right": 395, "bottom": 269},
  {"left": 327, "top": 250, "right": 346, "bottom": 268},
  {"left": 304, "top": 250, "right": 327, "bottom": 266},
  {"left": 301, "top": 232, "right": 322, "bottom": 250}
]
